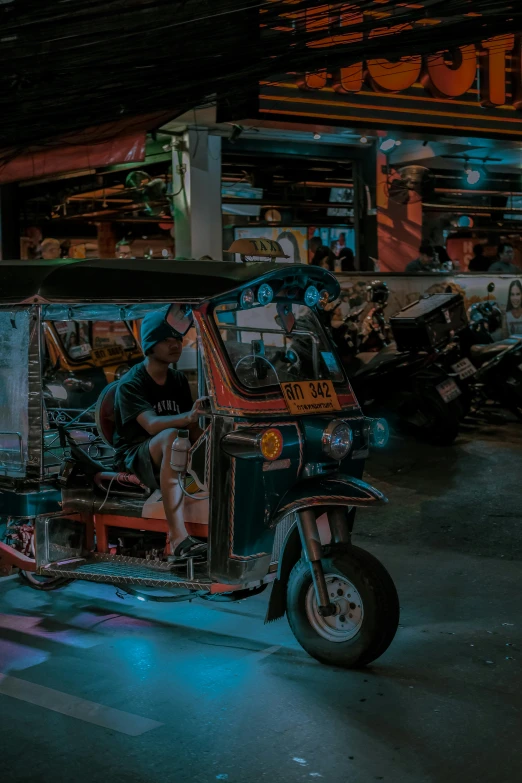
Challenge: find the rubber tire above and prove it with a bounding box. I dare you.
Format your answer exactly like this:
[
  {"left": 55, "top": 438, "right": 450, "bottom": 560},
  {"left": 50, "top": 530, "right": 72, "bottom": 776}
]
[
  {"left": 402, "top": 389, "right": 460, "bottom": 446},
  {"left": 286, "top": 546, "right": 400, "bottom": 668},
  {"left": 19, "top": 570, "right": 72, "bottom": 591}
]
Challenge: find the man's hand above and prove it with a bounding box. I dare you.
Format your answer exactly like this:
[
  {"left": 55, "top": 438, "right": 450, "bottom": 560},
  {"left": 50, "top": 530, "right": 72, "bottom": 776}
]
[{"left": 188, "top": 397, "right": 210, "bottom": 423}]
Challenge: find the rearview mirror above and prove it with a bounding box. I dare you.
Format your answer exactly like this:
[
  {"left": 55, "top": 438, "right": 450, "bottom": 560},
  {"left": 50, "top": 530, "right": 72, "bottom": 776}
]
[
  {"left": 276, "top": 302, "right": 296, "bottom": 334},
  {"left": 487, "top": 282, "right": 496, "bottom": 293},
  {"left": 166, "top": 304, "right": 194, "bottom": 336}
]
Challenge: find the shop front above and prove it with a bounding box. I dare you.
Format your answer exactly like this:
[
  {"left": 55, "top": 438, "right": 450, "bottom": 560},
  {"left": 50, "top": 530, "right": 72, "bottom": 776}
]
[{"left": 217, "top": 8, "right": 522, "bottom": 278}]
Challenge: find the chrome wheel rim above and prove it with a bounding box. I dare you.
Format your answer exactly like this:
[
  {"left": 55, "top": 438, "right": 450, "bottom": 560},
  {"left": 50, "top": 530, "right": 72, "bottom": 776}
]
[{"left": 305, "top": 574, "right": 364, "bottom": 643}]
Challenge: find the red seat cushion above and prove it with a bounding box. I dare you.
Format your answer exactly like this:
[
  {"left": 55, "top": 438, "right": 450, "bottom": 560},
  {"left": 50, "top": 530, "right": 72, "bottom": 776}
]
[{"left": 94, "top": 471, "right": 148, "bottom": 493}]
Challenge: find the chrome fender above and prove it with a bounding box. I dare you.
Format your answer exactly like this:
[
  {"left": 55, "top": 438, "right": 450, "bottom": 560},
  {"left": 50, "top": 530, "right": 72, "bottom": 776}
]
[{"left": 271, "top": 474, "right": 387, "bottom": 524}]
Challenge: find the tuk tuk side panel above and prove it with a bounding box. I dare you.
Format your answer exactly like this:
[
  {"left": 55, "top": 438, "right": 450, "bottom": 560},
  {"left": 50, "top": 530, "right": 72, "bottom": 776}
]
[
  {"left": 208, "top": 416, "right": 301, "bottom": 583},
  {"left": 0, "top": 306, "right": 41, "bottom": 480},
  {"left": 229, "top": 421, "right": 302, "bottom": 558}
]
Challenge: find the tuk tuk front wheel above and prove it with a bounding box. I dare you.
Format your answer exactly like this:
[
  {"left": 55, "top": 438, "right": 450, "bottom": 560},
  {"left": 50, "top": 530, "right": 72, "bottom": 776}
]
[
  {"left": 286, "top": 546, "right": 399, "bottom": 668},
  {"left": 19, "top": 570, "right": 72, "bottom": 591}
]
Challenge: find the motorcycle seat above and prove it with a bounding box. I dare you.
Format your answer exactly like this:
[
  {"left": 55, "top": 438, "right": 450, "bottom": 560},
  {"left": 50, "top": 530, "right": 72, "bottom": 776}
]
[
  {"left": 469, "top": 337, "right": 522, "bottom": 363},
  {"left": 355, "top": 345, "right": 399, "bottom": 372}
]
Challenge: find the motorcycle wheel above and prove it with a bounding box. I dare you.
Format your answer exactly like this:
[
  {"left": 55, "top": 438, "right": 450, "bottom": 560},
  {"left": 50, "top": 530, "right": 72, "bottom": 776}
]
[
  {"left": 19, "top": 570, "right": 72, "bottom": 591},
  {"left": 401, "top": 389, "right": 460, "bottom": 445},
  {"left": 286, "top": 546, "right": 399, "bottom": 668}
]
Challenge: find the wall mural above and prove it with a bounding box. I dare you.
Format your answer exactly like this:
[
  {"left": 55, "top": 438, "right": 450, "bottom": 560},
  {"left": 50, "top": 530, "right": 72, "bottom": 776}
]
[{"left": 337, "top": 274, "right": 522, "bottom": 338}]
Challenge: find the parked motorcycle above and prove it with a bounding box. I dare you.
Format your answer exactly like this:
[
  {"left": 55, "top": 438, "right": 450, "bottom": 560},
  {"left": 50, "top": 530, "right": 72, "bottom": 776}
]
[
  {"left": 438, "top": 283, "right": 522, "bottom": 419},
  {"left": 328, "top": 284, "right": 463, "bottom": 445}
]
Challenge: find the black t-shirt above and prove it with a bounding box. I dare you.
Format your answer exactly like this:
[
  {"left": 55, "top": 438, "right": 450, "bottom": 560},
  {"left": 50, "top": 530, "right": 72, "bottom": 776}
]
[{"left": 113, "top": 362, "right": 193, "bottom": 461}]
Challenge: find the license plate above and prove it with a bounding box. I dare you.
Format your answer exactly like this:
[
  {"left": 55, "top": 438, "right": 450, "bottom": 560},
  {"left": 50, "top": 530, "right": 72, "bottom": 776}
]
[
  {"left": 451, "top": 358, "right": 477, "bottom": 380},
  {"left": 281, "top": 380, "right": 342, "bottom": 415},
  {"left": 436, "top": 378, "right": 462, "bottom": 403},
  {"left": 92, "top": 346, "right": 125, "bottom": 365}
]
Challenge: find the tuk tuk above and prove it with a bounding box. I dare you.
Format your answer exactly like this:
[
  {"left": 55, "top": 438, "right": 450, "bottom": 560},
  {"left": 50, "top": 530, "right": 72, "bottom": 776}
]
[{"left": 0, "top": 251, "right": 398, "bottom": 668}]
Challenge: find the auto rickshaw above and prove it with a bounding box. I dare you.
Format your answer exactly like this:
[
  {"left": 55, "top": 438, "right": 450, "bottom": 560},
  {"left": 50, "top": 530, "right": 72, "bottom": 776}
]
[{"left": 0, "top": 249, "right": 399, "bottom": 667}]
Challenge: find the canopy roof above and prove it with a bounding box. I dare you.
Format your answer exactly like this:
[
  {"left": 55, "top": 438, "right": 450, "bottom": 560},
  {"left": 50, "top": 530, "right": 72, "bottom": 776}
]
[{"left": 0, "top": 258, "right": 339, "bottom": 306}]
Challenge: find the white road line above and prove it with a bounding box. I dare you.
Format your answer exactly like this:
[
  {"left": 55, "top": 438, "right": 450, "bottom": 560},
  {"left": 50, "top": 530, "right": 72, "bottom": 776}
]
[
  {"left": 0, "top": 614, "right": 101, "bottom": 649},
  {"left": 0, "top": 674, "right": 163, "bottom": 736}
]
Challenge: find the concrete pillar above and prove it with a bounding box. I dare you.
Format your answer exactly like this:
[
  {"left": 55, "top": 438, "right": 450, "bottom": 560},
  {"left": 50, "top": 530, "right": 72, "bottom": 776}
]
[
  {"left": 376, "top": 149, "right": 422, "bottom": 273},
  {"left": 172, "top": 129, "right": 222, "bottom": 260}
]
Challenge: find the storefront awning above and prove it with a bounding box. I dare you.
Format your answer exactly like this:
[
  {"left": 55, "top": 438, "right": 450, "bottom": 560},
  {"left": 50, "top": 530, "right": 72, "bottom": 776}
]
[{"left": 0, "top": 112, "right": 174, "bottom": 185}]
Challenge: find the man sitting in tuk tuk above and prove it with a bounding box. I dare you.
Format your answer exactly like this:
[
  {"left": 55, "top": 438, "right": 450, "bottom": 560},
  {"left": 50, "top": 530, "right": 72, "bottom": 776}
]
[{"left": 113, "top": 307, "right": 207, "bottom": 560}]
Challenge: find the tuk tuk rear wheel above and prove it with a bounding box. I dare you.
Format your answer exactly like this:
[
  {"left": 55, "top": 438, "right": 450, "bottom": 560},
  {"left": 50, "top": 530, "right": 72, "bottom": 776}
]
[
  {"left": 286, "top": 546, "right": 399, "bottom": 668},
  {"left": 19, "top": 570, "right": 72, "bottom": 591}
]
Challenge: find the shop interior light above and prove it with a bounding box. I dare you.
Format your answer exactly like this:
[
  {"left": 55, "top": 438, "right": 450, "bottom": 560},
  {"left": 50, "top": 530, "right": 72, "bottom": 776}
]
[
  {"left": 465, "top": 166, "right": 483, "bottom": 186},
  {"left": 380, "top": 138, "right": 397, "bottom": 152}
]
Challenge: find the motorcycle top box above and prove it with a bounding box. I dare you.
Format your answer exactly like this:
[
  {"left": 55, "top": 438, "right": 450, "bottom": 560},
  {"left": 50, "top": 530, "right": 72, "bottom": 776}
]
[{"left": 390, "top": 293, "right": 468, "bottom": 353}]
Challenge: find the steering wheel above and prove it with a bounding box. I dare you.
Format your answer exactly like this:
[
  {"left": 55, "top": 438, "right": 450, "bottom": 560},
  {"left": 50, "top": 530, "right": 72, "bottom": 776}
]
[{"left": 235, "top": 354, "right": 279, "bottom": 385}]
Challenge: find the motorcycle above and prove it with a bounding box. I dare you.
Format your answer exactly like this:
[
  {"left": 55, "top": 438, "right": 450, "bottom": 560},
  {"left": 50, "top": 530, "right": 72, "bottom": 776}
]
[
  {"left": 438, "top": 283, "right": 522, "bottom": 419},
  {"left": 328, "top": 283, "right": 462, "bottom": 445}
]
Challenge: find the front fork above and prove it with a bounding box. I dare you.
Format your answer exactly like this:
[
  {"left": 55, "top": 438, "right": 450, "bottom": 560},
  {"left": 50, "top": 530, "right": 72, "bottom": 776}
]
[{"left": 296, "top": 507, "right": 353, "bottom": 617}]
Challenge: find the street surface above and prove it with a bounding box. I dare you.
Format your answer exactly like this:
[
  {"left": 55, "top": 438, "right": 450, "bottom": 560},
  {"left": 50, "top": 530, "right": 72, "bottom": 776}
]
[{"left": 1, "top": 417, "right": 521, "bottom": 783}]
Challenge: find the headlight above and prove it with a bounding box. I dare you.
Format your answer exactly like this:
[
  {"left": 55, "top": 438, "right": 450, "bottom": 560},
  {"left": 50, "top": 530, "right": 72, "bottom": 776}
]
[
  {"left": 369, "top": 418, "right": 389, "bottom": 448},
  {"left": 322, "top": 420, "right": 353, "bottom": 461}
]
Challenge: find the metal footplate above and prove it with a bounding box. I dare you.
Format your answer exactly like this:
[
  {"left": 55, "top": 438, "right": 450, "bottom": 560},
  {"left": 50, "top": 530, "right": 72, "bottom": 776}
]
[{"left": 40, "top": 552, "right": 212, "bottom": 590}]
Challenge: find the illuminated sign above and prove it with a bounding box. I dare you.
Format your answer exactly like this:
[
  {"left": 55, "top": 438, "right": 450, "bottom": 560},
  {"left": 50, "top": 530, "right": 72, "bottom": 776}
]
[{"left": 258, "top": 6, "right": 522, "bottom": 137}]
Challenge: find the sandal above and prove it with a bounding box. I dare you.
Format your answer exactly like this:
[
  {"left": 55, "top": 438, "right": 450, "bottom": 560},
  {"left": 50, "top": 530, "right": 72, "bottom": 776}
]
[{"left": 169, "top": 536, "right": 207, "bottom": 561}]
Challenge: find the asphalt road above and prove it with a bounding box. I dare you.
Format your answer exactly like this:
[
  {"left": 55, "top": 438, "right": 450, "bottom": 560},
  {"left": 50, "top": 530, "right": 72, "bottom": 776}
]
[{"left": 1, "top": 418, "right": 521, "bottom": 783}]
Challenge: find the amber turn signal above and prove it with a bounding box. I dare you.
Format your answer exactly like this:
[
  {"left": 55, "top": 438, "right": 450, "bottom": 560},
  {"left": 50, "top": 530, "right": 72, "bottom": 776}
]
[{"left": 260, "top": 428, "right": 284, "bottom": 461}]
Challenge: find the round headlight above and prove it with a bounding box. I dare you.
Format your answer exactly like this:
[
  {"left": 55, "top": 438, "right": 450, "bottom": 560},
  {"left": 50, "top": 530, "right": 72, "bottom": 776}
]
[
  {"left": 240, "top": 288, "right": 255, "bottom": 308},
  {"left": 304, "top": 285, "right": 320, "bottom": 307},
  {"left": 369, "top": 418, "right": 389, "bottom": 448},
  {"left": 322, "top": 420, "right": 353, "bottom": 461},
  {"left": 257, "top": 283, "right": 274, "bottom": 306}
]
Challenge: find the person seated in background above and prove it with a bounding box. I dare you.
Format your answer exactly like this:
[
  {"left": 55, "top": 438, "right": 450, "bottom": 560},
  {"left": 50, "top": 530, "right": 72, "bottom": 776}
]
[
  {"left": 468, "top": 244, "right": 490, "bottom": 272},
  {"left": 116, "top": 239, "right": 133, "bottom": 259},
  {"left": 405, "top": 243, "right": 439, "bottom": 273},
  {"left": 488, "top": 242, "right": 520, "bottom": 274},
  {"left": 41, "top": 238, "right": 62, "bottom": 260},
  {"left": 434, "top": 245, "right": 459, "bottom": 272},
  {"left": 311, "top": 245, "right": 336, "bottom": 271},
  {"left": 338, "top": 247, "right": 356, "bottom": 272}
]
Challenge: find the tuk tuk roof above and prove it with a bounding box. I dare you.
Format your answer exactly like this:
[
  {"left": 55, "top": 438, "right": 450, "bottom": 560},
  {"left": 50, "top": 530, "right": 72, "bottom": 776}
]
[{"left": 0, "top": 257, "right": 339, "bottom": 305}]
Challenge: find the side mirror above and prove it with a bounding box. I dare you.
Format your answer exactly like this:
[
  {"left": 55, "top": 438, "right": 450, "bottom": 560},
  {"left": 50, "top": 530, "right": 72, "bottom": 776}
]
[
  {"left": 487, "top": 282, "right": 495, "bottom": 293},
  {"left": 63, "top": 378, "right": 94, "bottom": 392}
]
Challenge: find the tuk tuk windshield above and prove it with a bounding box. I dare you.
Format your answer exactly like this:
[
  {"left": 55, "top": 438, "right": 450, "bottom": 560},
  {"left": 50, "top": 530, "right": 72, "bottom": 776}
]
[
  {"left": 53, "top": 320, "right": 137, "bottom": 362},
  {"left": 214, "top": 303, "right": 344, "bottom": 390}
]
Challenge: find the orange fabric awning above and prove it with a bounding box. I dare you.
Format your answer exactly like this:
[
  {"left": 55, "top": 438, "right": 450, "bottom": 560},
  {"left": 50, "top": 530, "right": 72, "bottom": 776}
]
[{"left": 0, "top": 112, "right": 174, "bottom": 185}]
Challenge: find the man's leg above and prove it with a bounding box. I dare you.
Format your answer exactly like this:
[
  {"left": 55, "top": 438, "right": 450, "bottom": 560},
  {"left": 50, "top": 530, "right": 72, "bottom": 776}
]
[{"left": 148, "top": 429, "right": 188, "bottom": 551}]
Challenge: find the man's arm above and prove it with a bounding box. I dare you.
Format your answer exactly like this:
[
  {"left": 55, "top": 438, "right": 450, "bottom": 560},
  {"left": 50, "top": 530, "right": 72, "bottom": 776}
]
[{"left": 136, "top": 397, "right": 207, "bottom": 437}]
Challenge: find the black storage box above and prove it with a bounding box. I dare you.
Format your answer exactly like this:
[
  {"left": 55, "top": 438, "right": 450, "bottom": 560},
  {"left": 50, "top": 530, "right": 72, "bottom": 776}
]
[{"left": 389, "top": 293, "right": 468, "bottom": 352}]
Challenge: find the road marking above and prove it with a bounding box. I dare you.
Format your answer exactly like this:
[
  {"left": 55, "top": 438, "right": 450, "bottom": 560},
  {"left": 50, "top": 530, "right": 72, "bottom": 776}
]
[
  {"left": 0, "top": 674, "right": 163, "bottom": 736},
  {"left": 0, "top": 614, "right": 101, "bottom": 649}
]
